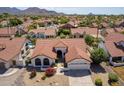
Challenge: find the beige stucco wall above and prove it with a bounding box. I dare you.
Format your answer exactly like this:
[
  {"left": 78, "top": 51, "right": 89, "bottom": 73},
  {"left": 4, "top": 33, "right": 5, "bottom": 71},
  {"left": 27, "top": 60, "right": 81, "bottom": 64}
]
[
  {"left": 31, "top": 55, "right": 55, "bottom": 67},
  {"left": 67, "top": 59, "right": 90, "bottom": 70}
]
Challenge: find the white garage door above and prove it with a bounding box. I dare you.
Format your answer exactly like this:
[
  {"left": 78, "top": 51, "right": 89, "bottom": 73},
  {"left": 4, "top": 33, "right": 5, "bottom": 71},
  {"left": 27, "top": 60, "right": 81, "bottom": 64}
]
[{"left": 68, "top": 59, "right": 90, "bottom": 70}]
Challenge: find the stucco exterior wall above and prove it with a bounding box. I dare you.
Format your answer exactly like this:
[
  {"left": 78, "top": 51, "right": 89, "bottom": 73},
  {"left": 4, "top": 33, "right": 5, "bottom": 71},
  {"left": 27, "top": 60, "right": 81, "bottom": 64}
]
[
  {"left": 31, "top": 55, "right": 55, "bottom": 67},
  {"left": 67, "top": 59, "right": 90, "bottom": 70}
]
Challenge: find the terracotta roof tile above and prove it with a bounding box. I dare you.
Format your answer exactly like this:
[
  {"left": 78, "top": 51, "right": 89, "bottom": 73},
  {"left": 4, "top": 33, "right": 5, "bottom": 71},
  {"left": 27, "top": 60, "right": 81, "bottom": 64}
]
[
  {"left": 105, "top": 33, "right": 124, "bottom": 57},
  {"left": 32, "top": 39, "right": 91, "bottom": 63},
  {"left": 30, "top": 27, "right": 56, "bottom": 36},
  {"left": 0, "top": 38, "right": 26, "bottom": 61},
  {"left": 71, "top": 27, "right": 98, "bottom": 36}
]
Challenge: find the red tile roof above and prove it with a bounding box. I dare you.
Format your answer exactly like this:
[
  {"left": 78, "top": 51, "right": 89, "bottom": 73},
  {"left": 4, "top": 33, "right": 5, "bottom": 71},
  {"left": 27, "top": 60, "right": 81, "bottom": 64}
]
[
  {"left": 105, "top": 28, "right": 116, "bottom": 34},
  {"left": 105, "top": 33, "right": 124, "bottom": 57},
  {"left": 0, "top": 27, "right": 17, "bottom": 37},
  {"left": 65, "top": 46, "right": 91, "bottom": 63},
  {"left": 0, "top": 38, "right": 27, "bottom": 62},
  {"left": 32, "top": 39, "right": 91, "bottom": 63},
  {"left": 71, "top": 27, "right": 98, "bottom": 36},
  {"left": 30, "top": 27, "right": 56, "bottom": 36}
]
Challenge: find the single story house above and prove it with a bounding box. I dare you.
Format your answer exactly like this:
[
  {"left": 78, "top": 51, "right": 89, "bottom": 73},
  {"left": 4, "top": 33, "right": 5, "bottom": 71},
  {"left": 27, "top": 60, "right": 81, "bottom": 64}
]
[
  {"left": 0, "top": 38, "right": 29, "bottom": 69},
  {"left": 59, "top": 23, "right": 76, "bottom": 29},
  {"left": 104, "top": 33, "right": 124, "bottom": 66},
  {"left": 71, "top": 27, "right": 99, "bottom": 38},
  {"left": 29, "top": 27, "right": 57, "bottom": 38},
  {"left": 0, "top": 27, "right": 17, "bottom": 38},
  {"left": 31, "top": 39, "right": 92, "bottom": 70}
]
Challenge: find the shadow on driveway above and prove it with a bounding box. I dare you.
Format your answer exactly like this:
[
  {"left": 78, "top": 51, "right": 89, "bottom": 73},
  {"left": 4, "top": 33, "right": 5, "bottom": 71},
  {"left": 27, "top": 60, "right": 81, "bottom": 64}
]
[
  {"left": 64, "top": 70, "right": 91, "bottom": 77},
  {"left": 0, "top": 68, "right": 7, "bottom": 74},
  {"left": 90, "top": 63, "right": 106, "bottom": 73}
]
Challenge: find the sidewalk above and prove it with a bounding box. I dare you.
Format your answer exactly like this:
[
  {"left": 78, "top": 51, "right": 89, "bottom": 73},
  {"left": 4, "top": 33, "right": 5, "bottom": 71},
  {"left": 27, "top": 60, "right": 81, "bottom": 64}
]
[{"left": 0, "top": 68, "right": 19, "bottom": 77}]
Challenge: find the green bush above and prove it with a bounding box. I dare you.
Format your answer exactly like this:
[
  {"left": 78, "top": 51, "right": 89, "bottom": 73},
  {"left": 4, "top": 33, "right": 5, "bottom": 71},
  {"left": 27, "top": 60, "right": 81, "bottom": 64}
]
[
  {"left": 9, "top": 18, "right": 23, "bottom": 26},
  {"left": 41, "top": 75, "right": 46, "bottom": 80},
  {"left": 95, "top": 78, "right": 103, "bottom": 86},
  {"left": 58, "top": 29, "right": 71, "bottom": 36},
  {"left": 85, "top": 35, "right": 95, "bottom": 46},
  {"left": 60, "top": 33, "right": 66, "bottom": 38},
  {"left": 108, "top": 73, "right": 118, "bottom": 82},
  {"left": 30, "top": 69, "right": 37, "bottom": 79},
  {"left": 90, "top": 48, "right": 107, "bottom": 64}
]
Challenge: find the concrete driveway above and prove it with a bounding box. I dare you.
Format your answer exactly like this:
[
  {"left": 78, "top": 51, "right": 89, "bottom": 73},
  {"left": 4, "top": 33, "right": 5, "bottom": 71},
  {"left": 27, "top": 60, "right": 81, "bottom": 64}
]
[{"left": 64, "top": 70, "right": 94, "bottom": 86}]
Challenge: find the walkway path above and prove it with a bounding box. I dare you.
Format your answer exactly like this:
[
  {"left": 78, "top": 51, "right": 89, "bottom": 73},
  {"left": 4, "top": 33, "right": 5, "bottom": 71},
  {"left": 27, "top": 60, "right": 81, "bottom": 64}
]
[
  {"left": 0, "top": 68, "right": 25, "bottom": 86},
  {"left": 0, "top": 68, "right": 19, "bottom": 77}
]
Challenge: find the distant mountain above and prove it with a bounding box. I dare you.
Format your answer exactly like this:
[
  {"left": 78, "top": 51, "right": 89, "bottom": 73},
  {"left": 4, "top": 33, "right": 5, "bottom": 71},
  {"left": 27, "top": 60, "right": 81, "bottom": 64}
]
[
  {"left": 0, "top": 7, "right": 64, "bottom": 15},
  {"left": 0, "top": 7, "right": 21, "bottom": 14}
]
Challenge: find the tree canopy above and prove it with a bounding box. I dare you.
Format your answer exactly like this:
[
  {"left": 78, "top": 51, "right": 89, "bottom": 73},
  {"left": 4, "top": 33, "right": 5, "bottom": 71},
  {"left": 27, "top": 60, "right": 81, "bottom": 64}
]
[{"left": 90, "top": 48, "right": 107, "bottom": 64}]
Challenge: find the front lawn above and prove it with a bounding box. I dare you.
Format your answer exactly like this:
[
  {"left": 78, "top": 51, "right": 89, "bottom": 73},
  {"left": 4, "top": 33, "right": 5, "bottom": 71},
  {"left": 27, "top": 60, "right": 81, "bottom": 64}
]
[{"left": 112, "top": 67, "right": 124, "bottom": 81}]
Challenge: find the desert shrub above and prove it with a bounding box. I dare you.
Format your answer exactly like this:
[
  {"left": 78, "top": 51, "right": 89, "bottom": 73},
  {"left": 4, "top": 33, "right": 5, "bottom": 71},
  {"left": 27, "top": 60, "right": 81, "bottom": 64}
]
[
  {"left": 108, "top": 73, "right": 118, "bottom": 82},
  {"left": 95, "top": 78, "right": 103, "bottom": 86},
  {"left": 41, "top": 75, "right": 46, "bottom": 80},
  {"left": 45, "top": 67, "right": 56, "bottom": 77},
  {"left": 30, "top": 69, "right": 37, "bottom": 79}
]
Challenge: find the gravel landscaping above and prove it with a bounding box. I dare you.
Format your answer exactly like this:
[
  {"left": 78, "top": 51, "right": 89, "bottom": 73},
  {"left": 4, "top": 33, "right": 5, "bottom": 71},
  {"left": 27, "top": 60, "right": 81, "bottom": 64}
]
[
  {"left": 23, "top": 71, "right": 69, "bottom": 86},
  {"left": 112, "top": 67, "right": 124, "bottom": 81},
  {"left": 90, "top": 63, "right": 109, "bottom": 86}
]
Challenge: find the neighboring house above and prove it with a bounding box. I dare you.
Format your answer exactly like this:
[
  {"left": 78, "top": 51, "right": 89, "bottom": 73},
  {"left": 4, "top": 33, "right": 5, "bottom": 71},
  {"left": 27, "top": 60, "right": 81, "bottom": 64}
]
[
  {"left": 31, "top": 39, "right": 92, "bottom": 70},
  {"left": 29, "top": 27, "right": 57, "bottom": 38},
  {"left": 16, "top": 22, "right": 33, "bottom": 35},
  {"left": 0, "top": 38, "right": 29, "bottom": 69},
  {"left": 59, "top": 23, "right": 76, "bottom": 29},
  {"left": 104, "top": 33, "right": 124, "bottom": 66},
  {"left": 0, "top": 27, "right": 17, "bottom": 37},
  {"left": 114, "top": 27, "right": 124, "bottom": 33},
  {"left": 105, "top": 28, "right": 116, "bottom": 34},
  {"left": 71, "top": 27, "right": 99, "bottom": 38}
]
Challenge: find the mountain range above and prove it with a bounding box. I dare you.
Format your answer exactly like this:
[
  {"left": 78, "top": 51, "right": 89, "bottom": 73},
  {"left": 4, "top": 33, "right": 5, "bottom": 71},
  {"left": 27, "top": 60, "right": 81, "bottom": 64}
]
[{"left": 0, "top": 7, "right": 64, "bottom": 15}]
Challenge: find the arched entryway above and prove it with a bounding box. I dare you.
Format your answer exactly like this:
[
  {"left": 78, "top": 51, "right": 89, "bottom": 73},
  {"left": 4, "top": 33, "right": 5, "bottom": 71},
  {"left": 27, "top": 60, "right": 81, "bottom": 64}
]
[
  {"left": 35, "top": 58, "right": 42, "bottom": 66},
  {"left": 43, "top": 58, "right": 50, "bottom": 66},
  {"left": 57, "top": 50, "right": 63, "bottom": 58}
]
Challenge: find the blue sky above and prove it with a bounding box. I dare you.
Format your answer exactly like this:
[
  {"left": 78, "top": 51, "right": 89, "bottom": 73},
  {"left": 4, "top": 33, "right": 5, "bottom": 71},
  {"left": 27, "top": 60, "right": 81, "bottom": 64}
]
[{"left": 17, "top": 7, "right": 124, "bottom": 15}]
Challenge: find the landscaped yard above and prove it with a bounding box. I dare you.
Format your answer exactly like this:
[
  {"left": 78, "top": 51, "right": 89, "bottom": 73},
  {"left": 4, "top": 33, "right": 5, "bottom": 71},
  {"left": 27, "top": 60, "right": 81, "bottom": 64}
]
[
  {"left": 23, "top": 71, "right": 69, "bottom": 86},
  {"left": 112, "top": 67, "right": 124, "bottom": 81},
  {"left": 90, "top": 63, "right": 109, "bottom": 86}
]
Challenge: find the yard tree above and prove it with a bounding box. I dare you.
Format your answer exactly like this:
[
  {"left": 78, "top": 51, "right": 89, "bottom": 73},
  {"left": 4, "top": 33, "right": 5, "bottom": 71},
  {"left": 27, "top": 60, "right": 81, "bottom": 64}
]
[
  {"left": 9, "top": 18, "right": 23, "bottom": 26},
  {"left": 84, "top": 35, "right": 95, "bottom": 46},
  {"left": 58, "top": 29, "right": 70, "bottom": 36},
  {"left": 90, "top": 48, "right": 107, "bottom": 64}
]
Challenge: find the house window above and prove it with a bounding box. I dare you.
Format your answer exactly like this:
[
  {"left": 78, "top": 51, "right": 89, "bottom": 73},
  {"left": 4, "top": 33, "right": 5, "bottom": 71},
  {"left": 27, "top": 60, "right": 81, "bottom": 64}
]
[
  {"left": 43, "top": 58, "right": 50, "bottom": 65},
  {"left": 35, "top": 58, "right": 41, "bottom": 66}
]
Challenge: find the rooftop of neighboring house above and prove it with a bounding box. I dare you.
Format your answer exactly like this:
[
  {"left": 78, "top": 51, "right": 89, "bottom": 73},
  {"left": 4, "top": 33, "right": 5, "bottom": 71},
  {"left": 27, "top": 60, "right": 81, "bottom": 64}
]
[
  {"left": 71, "top": 27, "right": 98, "bottom": 36},
  {"left": 114, "top": 27, "right": 124, "bottom": 33},
  {"left": 32, "top": 39, "right": 91, "bottom": 63},
  {"left": 105, "top": 28, "right": 116, "bottom": 34},
  {"left": 105, "top": 33, "right": 124, "bottom": 57},
  {"left": 59, "top": 23, "right": 76, "bottom": 29},
  {"left": 0, "top": 27, "right": 17, "bottom": 36},
  {"left": 30, "top": 27, "right": 57, "bottom": 36},
  {"left": 0, "top": 38, "right": 27, "bottom": 62}
]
